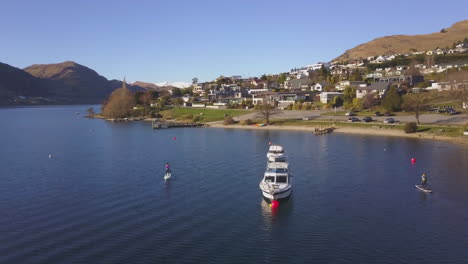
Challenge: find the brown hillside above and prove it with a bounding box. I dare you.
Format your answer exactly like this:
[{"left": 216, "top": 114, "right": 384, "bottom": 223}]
[{"left": 335, "top": 20, "right": 468, "bottom": 61}]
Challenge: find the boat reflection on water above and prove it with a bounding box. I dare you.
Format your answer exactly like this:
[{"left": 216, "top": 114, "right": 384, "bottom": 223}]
[{"left": 260, "top": 197, "right": 294, "bottom": 229}]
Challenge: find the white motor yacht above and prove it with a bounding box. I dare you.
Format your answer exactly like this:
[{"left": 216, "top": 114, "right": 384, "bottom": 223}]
[{"left": 260, "top": 147, "right": 292, "bottom": 200}]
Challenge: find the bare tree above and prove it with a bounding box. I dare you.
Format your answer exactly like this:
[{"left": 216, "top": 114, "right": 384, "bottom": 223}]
[
  {"left": 256, "top": 97, "right": 280, "bottom": 125},
  {"left": 402, "top": 92, "right": 429, "bottom": 125},
  {"left": 362, "top": 92, "right": 379, "bottom": 109},
  {"left": 447, "top": 71, "right": 468, "bottom": 112}
]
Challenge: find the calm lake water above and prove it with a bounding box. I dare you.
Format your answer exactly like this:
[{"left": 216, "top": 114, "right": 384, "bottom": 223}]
[{"left": 1, "top": 105, "right": 468, "bottom": 264}]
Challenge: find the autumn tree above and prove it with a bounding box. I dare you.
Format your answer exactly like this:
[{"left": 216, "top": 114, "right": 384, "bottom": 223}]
[{"left": 102, "top": 85, "right": 136, "bottom": 118}]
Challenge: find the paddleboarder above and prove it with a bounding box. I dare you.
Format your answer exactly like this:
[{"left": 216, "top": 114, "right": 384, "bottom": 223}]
[
  {"left": 421, "top": 172, "right": 427, "bottom": 189},
  {"left": 165, "top": 163, "right": 171, "bottom": 174}
]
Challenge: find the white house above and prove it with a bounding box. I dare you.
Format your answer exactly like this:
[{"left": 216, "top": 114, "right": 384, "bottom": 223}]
[
  {"left": 320, "top": 92, "right": 343, "bottom": 103},
  {"left": 182, "top": 95, "right": 192, "bottom": 102},
  {"left": 193, "top": 83, "right": 204, "bottom": 95},
  {"left": 367, "top": 72, "right": 383, "bottom": 78},
  {"left": 313, "top": 82, "right": 327, "bottom": 92},
  {"left": 335, "top": 81, "right": 366, "bottom": 91}
]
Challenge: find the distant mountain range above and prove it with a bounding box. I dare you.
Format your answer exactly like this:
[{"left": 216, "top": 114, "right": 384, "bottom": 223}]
[
  {"left": 0, "top": 61, "right": 175, "bottom": 106},
  {"left": 335, "top": 20, "right": 468, "bottom": 61}
]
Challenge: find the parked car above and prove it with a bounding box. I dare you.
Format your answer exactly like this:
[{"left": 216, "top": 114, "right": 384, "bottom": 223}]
[
  {"left": 384, "top": 112, "right": 392, "bottom": 116},
  {"left": 348, "top": 117, "right": 360, "bottom": 122},
  {"left": 374, "top": 111, "right": 381, "bottom": 116},
  {"left": 384, "top": 118, "right": 395, "bottom": 124},
  {"left": 362, "top": 116, "right": 373, "bottom": 122},
  {"left": 345, "top": 111, "right": 355, "bottom": 116}
]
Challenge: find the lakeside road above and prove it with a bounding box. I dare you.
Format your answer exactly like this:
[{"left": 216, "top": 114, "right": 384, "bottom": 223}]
[
  {"left": 208, "top": 122, "right": 468, "bottom": 145},
  {"left": 233, "top": 110, "right": 468, "bottom": 125}
]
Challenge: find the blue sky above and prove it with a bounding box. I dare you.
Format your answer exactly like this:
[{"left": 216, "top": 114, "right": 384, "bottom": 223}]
[{"left": 1, "top": 0, "right": 467, "bottom": 84}]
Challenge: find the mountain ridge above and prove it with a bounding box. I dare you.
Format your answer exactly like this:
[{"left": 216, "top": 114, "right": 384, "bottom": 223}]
[{"left": 0, "top": 61, "right": 165, "bottom": 105}]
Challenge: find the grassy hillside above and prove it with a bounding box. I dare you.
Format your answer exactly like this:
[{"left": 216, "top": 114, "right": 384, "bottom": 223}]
[{"left": 336, "top": 20, "right": 468, "bottom": 61}]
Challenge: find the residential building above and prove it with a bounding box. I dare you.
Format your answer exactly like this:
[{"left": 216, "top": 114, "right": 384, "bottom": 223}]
[
  {"left": 335, "top": 81, "right": 366, "bottom": 91},
  {"left": 313, "top": 82, "right": 327, "bottom": 92},
  {"left": 284, "top": 79, "right": 313, "bottom": 90},
  {"left": 356, "top": 83, "right": 390, "bottom": 99},
  {"left": 379, "top": 75, "right": 424, "bottom": 86},
  {"left": 320, "top": 92, "right": 343, "bottom": 103}
]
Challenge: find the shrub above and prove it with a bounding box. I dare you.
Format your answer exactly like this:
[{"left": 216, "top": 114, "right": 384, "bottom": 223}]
[
  {"left": 192, "top": 116, "right": 202, "bottom": 122},
  {"left": 404, "top": 122, "right": 418, "bottom": 133},
  {"left": 240, "top": 119, "right": 253, "bottom": 125},
  {"left": 223, "top": 116, "right": 235, "bottom": 125}
]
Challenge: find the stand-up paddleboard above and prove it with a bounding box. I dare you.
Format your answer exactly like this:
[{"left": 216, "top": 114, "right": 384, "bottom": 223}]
[
  {"left": 164, "top": 172, "right": 172, "bottom": 181},
  {"left": 415, "top": 185, "right": 432, "bottom": 193}
]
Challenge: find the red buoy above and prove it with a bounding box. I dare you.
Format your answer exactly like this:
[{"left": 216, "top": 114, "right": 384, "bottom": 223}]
[
  {"left": 173, "top": 137, "right": 177, "bottom": 140},
  {"left": 271, "top": 200, "right": 279, "bottom": 209},
  {"left": 411, "top": 158, "right": 416, "bottom": 163}
]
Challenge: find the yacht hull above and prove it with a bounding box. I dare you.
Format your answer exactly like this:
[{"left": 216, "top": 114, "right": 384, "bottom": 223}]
[{"left": 260, "top": 185, "right": 292, "bottom": 200}]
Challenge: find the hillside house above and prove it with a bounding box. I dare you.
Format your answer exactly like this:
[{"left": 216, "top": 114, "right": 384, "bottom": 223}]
[
  {"left": 335, "top": 81, "right": 366, "bottom": 91},
  {"left": 313, "top": 82, "right": 327, "bottom": 92},
  {"left": 356, "top": 83, "right": 390, "bottom": 99},
  {"left": 284, "top": 79, "right": 313, "bottom": 90},
  {"left": 320, "top": 92, "right": 343, "bottom": 103}
]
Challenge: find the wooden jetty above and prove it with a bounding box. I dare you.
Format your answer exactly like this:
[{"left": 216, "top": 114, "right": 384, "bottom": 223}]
[
  {"left": 314, "top": 125, "right": 335, "bottom": 135},
  {"left": 152, "top": 120, "right": 206, "bottom": 129}
]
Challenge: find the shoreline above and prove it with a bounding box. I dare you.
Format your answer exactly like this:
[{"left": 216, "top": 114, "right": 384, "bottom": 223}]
[{"left": 208, "top": 123, "right": 468, "bottom": 145}]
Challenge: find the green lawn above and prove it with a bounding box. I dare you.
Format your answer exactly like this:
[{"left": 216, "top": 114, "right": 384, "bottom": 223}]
[{"left": 160, "top": 108, "right": 251, "bottom": 122}]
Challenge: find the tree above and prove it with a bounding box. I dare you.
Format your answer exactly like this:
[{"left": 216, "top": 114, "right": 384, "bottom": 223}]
[
  {"left": 331, "top": 96, "right": 344, "bottom": 108},
  {"left": 343, "top": 86, "right": 356, "bottom": 103},
  {"left": 362, "top": 93, "right": 379, "bottom": 109},
  {"left": 102, "top": 86, "right": 136, "bottom": 118},
  {"left": 352, "top": 98, "right": 364, "bottom": 111},
  {"left": 140, "top": 91, "right": 153, "bottom": 115},
  {"left": 171, "top": 88, "right": 182, "bottom": 97},
  {"left": 134, "top": 91, "right": 144, "bottom": 105},
  {"left": 278, "top": 73, "right": 287, "bottom": 84},
  {"left": 260, "top": 74, "right": 268, "bottom": 81},
  {"left": 173, "top": 97, "right": 184, "bottom": 107},
  {"left": 256, "top": 97, "right": 279, "bottom": 125},
  {"left": 447, "top": 71, "right": 468, "bottom": 112},
  {"left": 192, "top": 77, "right": 198, "bottom": 85},
  {"left": 381, "top": 87, "right": 402, "bottom": 112},
  {"left": 402, "top": 92, "right": 430, "bottom": 125},
  {"left": 349, "top": 70, "right": 362, "bottom": 81},
  {"left": 86, "top": 107, "right": 95, "bottom": 116}
]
